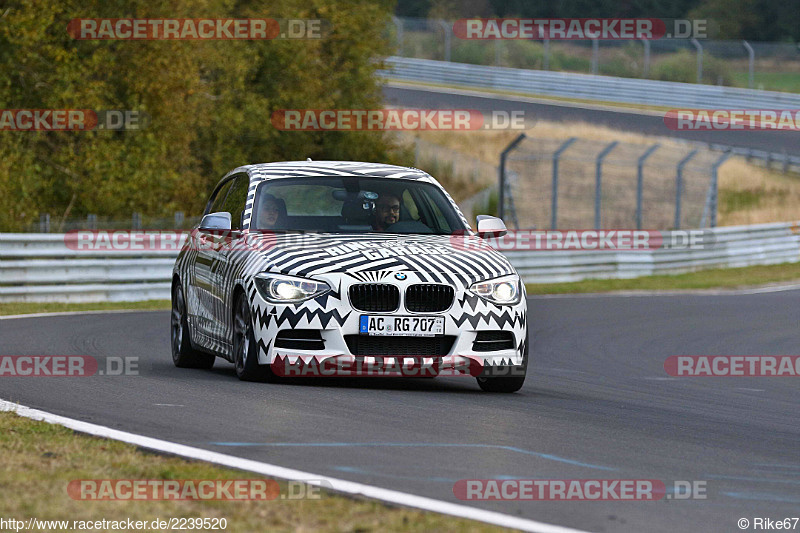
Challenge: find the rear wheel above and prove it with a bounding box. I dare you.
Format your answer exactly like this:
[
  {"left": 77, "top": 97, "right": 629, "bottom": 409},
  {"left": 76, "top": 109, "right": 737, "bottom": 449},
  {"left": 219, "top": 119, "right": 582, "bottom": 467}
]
[
  {"left": 171, "top": 283, "right": 215, "bottom": 369},
  {"left": 233, "top": 293, "right": 274, "bottom": 382}
]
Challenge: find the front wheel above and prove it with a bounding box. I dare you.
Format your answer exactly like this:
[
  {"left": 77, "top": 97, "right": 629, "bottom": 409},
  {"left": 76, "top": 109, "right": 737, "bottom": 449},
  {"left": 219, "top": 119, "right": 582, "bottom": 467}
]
[
  {"left": 171, "top": 283, "right": 215, "bottom": 369},
  {"left": 232, "top": 293, "right": 274, "bottom": 382},
  {"left": 476, "top": 336, "right": 528, "bottom": 393}
]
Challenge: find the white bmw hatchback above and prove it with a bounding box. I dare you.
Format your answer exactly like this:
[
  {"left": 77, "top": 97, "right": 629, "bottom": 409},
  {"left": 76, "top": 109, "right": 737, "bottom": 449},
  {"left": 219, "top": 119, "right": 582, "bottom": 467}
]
[{"left": 171, "top": 161, "right": 528, "bottom": 392}]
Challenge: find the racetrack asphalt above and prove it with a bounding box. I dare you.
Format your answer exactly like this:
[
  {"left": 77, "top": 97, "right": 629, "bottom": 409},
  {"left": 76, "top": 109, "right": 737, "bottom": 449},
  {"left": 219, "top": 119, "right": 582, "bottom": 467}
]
[
  {"left": 1, "top": 290, "right": 798, "bottom": 532},
  {"left": 383, "top": 84, "right": 800, "bottom": 157}
]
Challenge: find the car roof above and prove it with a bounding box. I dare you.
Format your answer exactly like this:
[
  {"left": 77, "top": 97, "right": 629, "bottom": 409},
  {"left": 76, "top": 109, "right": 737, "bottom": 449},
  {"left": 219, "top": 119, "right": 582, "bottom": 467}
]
[{"left": 230, "top": 161, "right": 436, "bottom": 183}]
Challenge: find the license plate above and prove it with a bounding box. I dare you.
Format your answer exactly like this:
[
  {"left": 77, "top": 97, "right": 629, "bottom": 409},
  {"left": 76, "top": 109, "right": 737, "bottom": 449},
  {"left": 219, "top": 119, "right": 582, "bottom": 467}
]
[{"left": 359, "top": 315, "right": 444, "bottom": 337}]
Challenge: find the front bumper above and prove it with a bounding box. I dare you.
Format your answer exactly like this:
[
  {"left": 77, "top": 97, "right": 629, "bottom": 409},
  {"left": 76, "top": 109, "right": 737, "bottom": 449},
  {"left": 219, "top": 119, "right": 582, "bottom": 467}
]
[{"left": 249, "top": 272, "right": 528, "bottom": 374}]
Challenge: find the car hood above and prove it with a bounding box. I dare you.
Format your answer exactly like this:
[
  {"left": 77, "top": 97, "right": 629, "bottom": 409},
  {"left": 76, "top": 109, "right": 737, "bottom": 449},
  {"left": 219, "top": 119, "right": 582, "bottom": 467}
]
[{"left": 243, "top": 232, "right": 516, "bottom": 285}]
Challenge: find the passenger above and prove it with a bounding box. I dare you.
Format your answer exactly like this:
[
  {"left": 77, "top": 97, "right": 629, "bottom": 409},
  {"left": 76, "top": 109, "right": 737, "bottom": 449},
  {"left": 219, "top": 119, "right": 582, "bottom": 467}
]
[{"left": 257, "top": 194, "right": 287, "bottom": 229}]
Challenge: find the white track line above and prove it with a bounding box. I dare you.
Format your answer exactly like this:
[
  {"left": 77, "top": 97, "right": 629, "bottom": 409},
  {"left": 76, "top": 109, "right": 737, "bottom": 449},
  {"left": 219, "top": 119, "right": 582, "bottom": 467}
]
[
  {"left": 531, "top": 283, "right": 800, "bottom": 298},
  {"left": 0, "top": 309, "right": 166, "bottom": 320},
  {"left": 0, "top": 399, "right": 591, "bottom": 533}
]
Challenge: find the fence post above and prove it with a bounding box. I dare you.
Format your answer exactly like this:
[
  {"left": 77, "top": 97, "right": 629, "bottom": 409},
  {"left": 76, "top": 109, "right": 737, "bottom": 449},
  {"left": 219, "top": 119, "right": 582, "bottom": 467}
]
[
  {"left": 39, "top": 213, "right": 50, "bottom": 233},
  {"left": 174, "top": 211, "right": 185, "bottom": 229},
  {"left": 498, "top": 133, "right": 527, "bottom": 222},
  {"left": 551, "top": 137, "right": 577, "bottom": 229},
  {"left": 543, "top": 38, "right": 550, "bottom": 70},
  {"left": 691, "top": 38, "right": 703, "bottom": 83},
  {"left": 391, "top": 16, "right": 403, "bottom": 56},
  {"left": 742, "top": 41, "right": 754, "bottom": 89},
  {"left": 437, "top": 20, "right": 451, "bottom": 62},
  {"left": 132, "top": 212, "right": 142, "bottom": 230},
  {"left": 591, "top": 38, "right": 599, "bottom": 74},
  {"left": 675, "top": 149, "right": 699, "bottom": 229},
  {"left": 87, "top": 214, "right": 97, "bottom": 230},
  {"left": 700, "top": 150, "right": 731, "bottom": 228},
  {"left": 641, "top": 39, "right": 650, "bottom": 78},
  {"left": 595, "top": 141, "right": 618, "bottom": 229},
  {"left": 636, "top": 144, "right": 660, "bottom": 229}
]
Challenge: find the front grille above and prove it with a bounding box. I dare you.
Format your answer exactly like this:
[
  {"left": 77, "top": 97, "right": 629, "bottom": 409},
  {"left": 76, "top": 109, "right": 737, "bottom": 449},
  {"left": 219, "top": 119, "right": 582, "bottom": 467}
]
[
  {"left": 405, "top": 284, "right": 455, "bottom": 313},
  {"left": 349, "top": 284, "right": 399, "bottom": 312},
  {"left": 274, "top": 329, "right": 325, "bottom": 350},
  {"left": 472, "top": 331, "right": 515, "bottom": 352},
  {"left": 345, "top": 335, "right": 456, "bottom": 356}
]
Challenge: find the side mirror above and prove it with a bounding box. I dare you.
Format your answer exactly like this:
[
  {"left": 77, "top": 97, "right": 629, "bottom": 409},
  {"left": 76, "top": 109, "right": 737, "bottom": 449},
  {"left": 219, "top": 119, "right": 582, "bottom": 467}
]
[
  {"left": 476, "top": 215, "right": 507, "bottom": 238},
  {"left": 199, "top": 212, "right": 232, "bottom": 231}
]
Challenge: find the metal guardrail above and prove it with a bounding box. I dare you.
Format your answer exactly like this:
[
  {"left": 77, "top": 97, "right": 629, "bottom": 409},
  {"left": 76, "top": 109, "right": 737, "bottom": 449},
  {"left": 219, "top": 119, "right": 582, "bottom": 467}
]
[
  {"left": 506, "top": 222, "right": 800, "bottom": 283},
  {"left": 0, "top": 233, "right": 180, "bottom": 302},
  {"left": 381, "top": 56, "right": 800, "bottom": 110},
  {"left": 1, "top": 223, "right": 799, "bottom": 301}
]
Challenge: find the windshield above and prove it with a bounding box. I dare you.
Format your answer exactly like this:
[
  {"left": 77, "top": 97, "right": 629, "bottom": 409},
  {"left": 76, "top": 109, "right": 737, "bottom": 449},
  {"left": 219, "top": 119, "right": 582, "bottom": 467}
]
[{"left": 251, "top": 177, "right": 467, "bottom": 235}]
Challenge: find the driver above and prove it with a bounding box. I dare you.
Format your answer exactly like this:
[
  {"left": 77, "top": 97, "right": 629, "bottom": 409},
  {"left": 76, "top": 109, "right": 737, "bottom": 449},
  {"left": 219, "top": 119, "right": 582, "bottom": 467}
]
[{"left": 372, "top": 193, "right": 401, "bottom": 231}]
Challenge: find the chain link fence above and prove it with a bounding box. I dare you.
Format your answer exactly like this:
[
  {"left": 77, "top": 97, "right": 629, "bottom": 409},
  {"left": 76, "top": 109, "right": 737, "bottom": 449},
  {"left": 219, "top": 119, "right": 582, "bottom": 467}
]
[
  {"left": 501, "top": 136, "right": 732, "bottom": 230},
  {"left": 390, "top": 17, "right": 800, "bottom": 92},
  {"left": 25, "top": 212, "right": 201, "bottom": 233}
]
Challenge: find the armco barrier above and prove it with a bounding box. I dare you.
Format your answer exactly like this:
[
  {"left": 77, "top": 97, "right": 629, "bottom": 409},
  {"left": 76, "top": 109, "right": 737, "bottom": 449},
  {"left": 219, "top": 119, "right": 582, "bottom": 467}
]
[
  {"left": 0, "top": 222, "right": 798, "bottom": 302},
  {"left": 505, "top": 222, "right": 800, "bottom": 283},
  {"left": 380, "top": 56, "right": 800, "bottom": 110}
]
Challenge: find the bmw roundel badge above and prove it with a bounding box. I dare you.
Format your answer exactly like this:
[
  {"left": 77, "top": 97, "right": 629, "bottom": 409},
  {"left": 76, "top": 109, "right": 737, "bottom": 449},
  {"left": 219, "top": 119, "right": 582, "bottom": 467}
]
[{"left": 394, "top": 272, "right": 407, "bottom": 280}]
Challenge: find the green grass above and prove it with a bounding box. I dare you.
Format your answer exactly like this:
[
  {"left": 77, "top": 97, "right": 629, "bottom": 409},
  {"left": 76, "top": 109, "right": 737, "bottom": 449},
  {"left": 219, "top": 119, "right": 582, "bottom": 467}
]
[
  {"left": 526, "top": 261, "right": 800, "bottom": 294},
  {"left": 730, "top": 71, "right": 800, "bottom": 93},
  {"left": 0, "top": 300, "right": 170, "bottom": 316},
  {"left": 719, "top": 189, "right": 762, "bottom": 215},
  {"left": 0, "top": 410, "right": 507, "bottom": 532}
]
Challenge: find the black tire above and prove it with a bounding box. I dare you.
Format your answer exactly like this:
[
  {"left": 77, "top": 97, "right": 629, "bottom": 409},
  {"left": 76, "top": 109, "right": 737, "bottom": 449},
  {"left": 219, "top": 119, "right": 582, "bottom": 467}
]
[
  {"left": 476, "top": 336, "right": 528, "bottom": 393},
  {"left": 171, "top": 283, "right": 215, "bottom": 369},
  {"left": 232, "top": 293, "right": 274, "bottom": 382}
]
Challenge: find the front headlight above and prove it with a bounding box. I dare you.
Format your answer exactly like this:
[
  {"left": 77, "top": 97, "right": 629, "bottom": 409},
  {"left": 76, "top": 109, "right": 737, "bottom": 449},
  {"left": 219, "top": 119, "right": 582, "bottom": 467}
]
[
  {"left": 470, "top": 275, "right": 521, "bottom": 305},
  {"left": 254, "top": 273, "right": 331, "bottom": 304}
]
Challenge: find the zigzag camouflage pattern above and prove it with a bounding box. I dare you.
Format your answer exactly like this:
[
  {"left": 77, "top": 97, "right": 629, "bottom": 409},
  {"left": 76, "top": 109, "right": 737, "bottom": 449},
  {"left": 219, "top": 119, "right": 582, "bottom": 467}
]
[{"left": 173, "top": 161, "right": 527, "bottom": 369}]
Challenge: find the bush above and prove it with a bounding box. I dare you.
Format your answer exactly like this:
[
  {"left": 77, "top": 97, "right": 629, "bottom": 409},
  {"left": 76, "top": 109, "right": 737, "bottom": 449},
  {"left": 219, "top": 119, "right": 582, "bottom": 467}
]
[
  {"left": 0, "top": 0, "right": 400, "bottom": 231},
  {"left": 650, "top": 50, "right": 732, "bottom": 85}
]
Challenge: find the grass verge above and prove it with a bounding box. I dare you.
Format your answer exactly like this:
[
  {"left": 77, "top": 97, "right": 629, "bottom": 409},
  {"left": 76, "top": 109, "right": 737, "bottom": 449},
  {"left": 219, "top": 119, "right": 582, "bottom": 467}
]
[
  {"left": 526, "top": 262, "right": 800, "bottom": 294},
  {"left": 0, "top": 410, "right": 506, "bottom": 532},
  {"left": 0, "top": 300, "right": 170, "bottom": 317}
]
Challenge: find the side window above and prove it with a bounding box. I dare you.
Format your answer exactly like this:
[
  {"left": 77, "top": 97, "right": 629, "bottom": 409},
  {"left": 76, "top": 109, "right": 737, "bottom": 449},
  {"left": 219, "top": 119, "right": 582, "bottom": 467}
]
[
  {"left": 402, "top": 190, "right": 419, "bottom": 220},
  {"left": 207, "top": 179, "right": 234, "bottom": 215},
  {"left": 221, "top": 175, "right": 249, "bottom": 230},
  {"left": 426, "top": 196, "right": 452, "bottom": 233}
]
